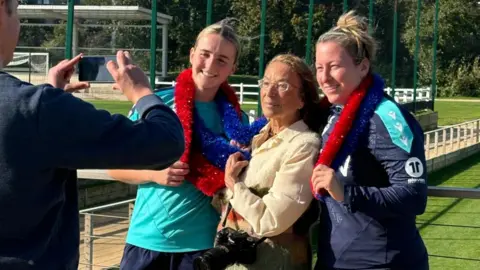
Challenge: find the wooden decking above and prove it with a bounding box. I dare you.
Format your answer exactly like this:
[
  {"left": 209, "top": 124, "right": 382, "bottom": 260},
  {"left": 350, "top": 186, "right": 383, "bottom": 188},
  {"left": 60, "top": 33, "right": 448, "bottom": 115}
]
[{"left": 78, "top": 206, "right": 130, "bottom": 270}]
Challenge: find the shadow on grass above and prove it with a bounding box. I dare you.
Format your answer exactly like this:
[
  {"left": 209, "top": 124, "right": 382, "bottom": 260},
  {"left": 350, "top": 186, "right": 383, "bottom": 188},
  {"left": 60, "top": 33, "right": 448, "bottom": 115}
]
[
  {"left": 418, "top": 184, "right": 480, "bottom": 232},
  {"left": 429, "top": 255, "right": 480, "bottom": 262},
  {"left": 428, "top": 152, "right": 480, "bottom": 187},
  {"left": 416, "top": 223, "right": 480, "bottom": 229},
  {"left": 419, "top": 152, "right": 480, "bottom": 232}
]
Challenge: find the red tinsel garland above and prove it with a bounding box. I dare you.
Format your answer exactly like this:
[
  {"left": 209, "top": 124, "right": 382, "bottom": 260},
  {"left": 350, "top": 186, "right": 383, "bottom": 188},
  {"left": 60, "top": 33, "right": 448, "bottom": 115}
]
[
  {"left": 310, "top": 74, "right": 373, "bottom": 197},
  {"left": 174, "top": 68, "right": 242, "bottom": 196}
]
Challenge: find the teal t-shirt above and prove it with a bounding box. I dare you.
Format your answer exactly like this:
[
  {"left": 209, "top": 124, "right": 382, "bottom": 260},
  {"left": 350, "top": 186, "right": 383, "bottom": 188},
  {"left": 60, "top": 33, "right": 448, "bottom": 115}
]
[{"left": 126, "top": 87, "right": 248, "bottom": 252}]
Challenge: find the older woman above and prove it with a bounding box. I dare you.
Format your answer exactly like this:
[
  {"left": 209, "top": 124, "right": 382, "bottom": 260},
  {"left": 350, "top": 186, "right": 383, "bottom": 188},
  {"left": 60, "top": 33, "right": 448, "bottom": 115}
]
[
  {"left": 208, "top": 54, "right": 326, "bottom": 270},
  {"left": 311, "top": 11, "right": 429, "bottom": 270}
]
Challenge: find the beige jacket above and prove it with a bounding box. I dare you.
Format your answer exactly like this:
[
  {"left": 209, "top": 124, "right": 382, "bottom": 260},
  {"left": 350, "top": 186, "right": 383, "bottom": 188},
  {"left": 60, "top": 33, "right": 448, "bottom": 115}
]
[{"left": 213, "top": 120, "right": 320, "bottom": 270}]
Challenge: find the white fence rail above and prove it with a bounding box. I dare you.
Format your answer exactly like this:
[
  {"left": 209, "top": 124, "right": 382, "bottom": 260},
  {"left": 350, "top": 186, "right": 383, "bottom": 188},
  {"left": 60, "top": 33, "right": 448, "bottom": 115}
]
[
  {"left": 78, "top": 199, "right": 135, "bottom": 270},
  {"left": 155, "top": 80, "right": 432, "bottom": 105},
  {"left": 424, "top": 119, "right": 480, "bottom": 159}
]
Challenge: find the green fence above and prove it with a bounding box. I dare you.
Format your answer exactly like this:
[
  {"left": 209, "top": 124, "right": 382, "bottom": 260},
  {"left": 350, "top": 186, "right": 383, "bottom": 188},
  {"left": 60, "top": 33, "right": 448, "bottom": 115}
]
[{"left": 14, "top": 1, "right": 480, "bottom": 112}]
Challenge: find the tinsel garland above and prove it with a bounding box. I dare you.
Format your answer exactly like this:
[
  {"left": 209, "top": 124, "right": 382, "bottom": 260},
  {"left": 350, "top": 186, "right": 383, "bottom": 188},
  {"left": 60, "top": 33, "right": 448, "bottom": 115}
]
[
  {"left": 174, "top": 68, "right": 267, "bottom": 196},
  {"left": 311, "top": 74, "right": 385, "bottom": 200}
]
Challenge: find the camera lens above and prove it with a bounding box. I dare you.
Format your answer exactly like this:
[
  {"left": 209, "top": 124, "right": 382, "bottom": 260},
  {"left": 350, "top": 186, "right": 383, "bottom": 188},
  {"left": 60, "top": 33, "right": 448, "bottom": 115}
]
[
  {"left": 193, "top": 256, "right": 211, "bottom": 270},
  {"left": 193, "top": 245, "right": 233, "bottom": 270}
]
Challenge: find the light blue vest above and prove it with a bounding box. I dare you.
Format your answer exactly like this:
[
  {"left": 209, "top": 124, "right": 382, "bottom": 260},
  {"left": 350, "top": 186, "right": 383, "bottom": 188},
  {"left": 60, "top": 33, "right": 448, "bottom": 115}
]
[{"left": 126, "top": 88, "right": 246, "bottom": 252}]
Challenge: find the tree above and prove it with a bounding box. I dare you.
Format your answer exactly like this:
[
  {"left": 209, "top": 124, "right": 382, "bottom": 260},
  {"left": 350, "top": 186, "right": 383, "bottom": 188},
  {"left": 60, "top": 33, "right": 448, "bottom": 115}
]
[
  {"left": 402, "top": 0, "right": 480, "bottom": 96},
  {"left": 229, "top": 0, "right": 329, "bottom": 75}
]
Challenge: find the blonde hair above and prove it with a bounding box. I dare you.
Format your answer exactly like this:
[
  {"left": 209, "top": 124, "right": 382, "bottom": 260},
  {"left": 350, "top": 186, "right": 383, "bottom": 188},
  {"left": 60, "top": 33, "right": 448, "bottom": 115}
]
[
  {"left": 194, "top": 20, "right": 241, "bottom": 64},
  {"left": 317, "top": 11, "right": 377, "bottom": 65},
  {"left": 266, "top": 54, "right": 324, "bottom": 132}
]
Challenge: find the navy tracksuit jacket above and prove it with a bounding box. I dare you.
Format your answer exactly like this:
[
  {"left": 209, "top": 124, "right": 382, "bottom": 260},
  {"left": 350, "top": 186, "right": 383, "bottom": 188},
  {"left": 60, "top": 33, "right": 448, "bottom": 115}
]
[{"left": 315, "top": 96, "right": 429, "bottom": 270}]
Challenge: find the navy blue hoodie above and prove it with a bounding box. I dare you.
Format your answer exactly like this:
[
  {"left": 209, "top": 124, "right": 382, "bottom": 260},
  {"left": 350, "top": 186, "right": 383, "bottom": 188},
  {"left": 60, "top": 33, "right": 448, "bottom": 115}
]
[{"left": 0, "top": 72, "right": 184, "bottom": 269}]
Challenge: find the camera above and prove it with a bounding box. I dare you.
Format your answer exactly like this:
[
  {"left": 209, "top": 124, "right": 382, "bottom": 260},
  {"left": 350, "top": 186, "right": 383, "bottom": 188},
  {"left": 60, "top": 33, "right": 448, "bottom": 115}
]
[{"left": 193, "top": 227, "right": 266, "bottom": 270}]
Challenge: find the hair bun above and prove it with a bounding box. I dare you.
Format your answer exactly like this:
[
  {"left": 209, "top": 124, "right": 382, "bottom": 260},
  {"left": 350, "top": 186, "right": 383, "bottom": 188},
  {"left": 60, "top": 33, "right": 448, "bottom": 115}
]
[
  {"left": 336, "top": 11, "right": 368, "bottom": 34},
  {"left": 216, "top": 18, "right": 240, "bottom": 32}
]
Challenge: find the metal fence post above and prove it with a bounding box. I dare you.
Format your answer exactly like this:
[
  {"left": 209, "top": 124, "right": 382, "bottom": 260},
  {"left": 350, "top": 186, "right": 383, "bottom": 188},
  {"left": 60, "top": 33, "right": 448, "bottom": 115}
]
[
  {"left": 391, "top": 0, "right": 398, "bottom": 98},
  {"left": 305, "top": 0, "right": 314, "bottom": 65},
  {"left": 368, "top": 0, "right": 374, "bottom": 34},
  {"left": 239, "top": 83, "right": 244, "bottom": 104},
  {"left": 258, "top": 0, "right": 267, "bottom": 117},
  {"left": 206, "top": 0, "right": 213, "bottom": 26},
  {"left": 128, "top": 202, "right": 134, "bottom": 221},
  {"left": 476, "top": 120, "right": 480, "bottom": 143},
  {"left": 431, "top": 0, "right": 440, "bottom": 111},
  {"left": 456, "top": 127, "right": 461, "bottom": 150},
  {"left": 412, "top": 0, "right": 422, "bottom": 114},
  {"left": 425, "top": 133, "right": 430, "bottom": 159},
  {"left": 149, "top": 0, "right": 158, "bottom": 90},
  {"left": 84, "top": 214, "right": 93, "bottom": 270},
  {"left": 442, "top": 129, "right": 447, "bottom": 155},
  {"left": 28, "top": 52, "right": 32, "bottom": 83},
  {"left": 449, "top": 127, "right": 454, "bottom": 152},
  {"left": 65, "top": 0, "right": 74, "bottom": 59}
]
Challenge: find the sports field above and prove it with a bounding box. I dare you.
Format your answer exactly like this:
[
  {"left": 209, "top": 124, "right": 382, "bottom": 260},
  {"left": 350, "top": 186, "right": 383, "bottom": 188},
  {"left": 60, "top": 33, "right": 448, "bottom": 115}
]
[{"left": 435, "top": 99, "right": 480, "bottom": 126}]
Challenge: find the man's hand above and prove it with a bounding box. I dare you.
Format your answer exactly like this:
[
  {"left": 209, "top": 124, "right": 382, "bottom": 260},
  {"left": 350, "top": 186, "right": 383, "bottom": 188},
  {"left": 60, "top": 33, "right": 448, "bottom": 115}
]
[
  {"left": 151, "top": 161, "right": 189, "bottom": 187},
  {"left": 106, "top": 50, "right": 153, "bottom": 104},
  {"left": 224, "top": 152, "right": 249, "bottom": 192},
  {"left": 311, "top": 164, "right": 344, "bottom": 201},
  {"left": 48, "top": 54, "right": 90, "bottom": 92}
]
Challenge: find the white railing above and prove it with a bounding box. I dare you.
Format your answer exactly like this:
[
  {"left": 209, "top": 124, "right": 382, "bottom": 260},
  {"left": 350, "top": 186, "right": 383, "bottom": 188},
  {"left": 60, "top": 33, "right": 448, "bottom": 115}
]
[
  {"left": 424, "top": 119, "right": 480, "bottom": 159},
  {"left": 78, "top": 199, "right": 135, "bottom": 270},
  {"left": 155, "top": 80, "right": 431, "bottom": 105}
]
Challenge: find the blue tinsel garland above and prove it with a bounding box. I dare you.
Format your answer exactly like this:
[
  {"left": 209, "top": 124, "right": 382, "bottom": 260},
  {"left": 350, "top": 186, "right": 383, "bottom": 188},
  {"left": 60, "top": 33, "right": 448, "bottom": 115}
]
[
  {"left": 316, "top": 74, "right": 386, "bottom": 200},
  {"left": 194, "top": 95, "right": 268, "bottom": 170}
]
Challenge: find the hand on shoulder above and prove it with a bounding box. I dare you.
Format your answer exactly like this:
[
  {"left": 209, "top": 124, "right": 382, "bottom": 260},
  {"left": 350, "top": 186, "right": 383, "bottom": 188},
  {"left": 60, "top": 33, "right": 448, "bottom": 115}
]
[{"left": 151, "top": 161, "right": 189, "bottom": 187}]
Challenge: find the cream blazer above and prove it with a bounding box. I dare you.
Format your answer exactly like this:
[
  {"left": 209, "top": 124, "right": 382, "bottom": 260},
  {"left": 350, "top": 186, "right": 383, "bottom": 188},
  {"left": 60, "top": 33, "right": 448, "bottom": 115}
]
[{"left": 217, "top": 119, "right": 321, "bottom": 238}]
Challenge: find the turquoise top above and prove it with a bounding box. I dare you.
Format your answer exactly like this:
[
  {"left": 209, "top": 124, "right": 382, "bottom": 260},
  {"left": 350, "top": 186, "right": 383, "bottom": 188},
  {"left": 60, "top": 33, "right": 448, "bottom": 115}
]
[
  {"left": 374, "top": 97, "right": 414, "bottom": 153},
  {"left": 126, "top": 87, "right": 248, "bottom": 252}
]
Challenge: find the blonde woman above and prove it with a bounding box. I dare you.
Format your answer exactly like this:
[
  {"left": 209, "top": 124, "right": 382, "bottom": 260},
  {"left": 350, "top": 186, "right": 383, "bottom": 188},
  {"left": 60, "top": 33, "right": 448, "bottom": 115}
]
[
  {"left": 311, "top": 11, "right": 429, "bottom": 270},
  {"left": 108, "top": 21, "right": 257, "bottom": 270}
]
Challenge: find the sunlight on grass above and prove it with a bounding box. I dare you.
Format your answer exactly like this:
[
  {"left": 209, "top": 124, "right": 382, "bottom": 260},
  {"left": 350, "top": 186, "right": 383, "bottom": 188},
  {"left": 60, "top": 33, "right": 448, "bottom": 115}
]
[
  {"left": 435, "top": 101, "right": 480, "bottom": 126},
  {"left": 417, "top": 153, "right": 480, "bottom": 270},
  {"left": 89, "top": 100, "right": 132, "bottom": 115}
]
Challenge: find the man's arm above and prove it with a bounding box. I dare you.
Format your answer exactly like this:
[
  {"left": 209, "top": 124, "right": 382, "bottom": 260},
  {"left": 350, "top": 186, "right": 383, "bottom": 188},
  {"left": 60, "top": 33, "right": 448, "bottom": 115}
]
[
  {"left": 107, "top": 170, "right": 153, "bottom": 185},
  {"left": 37, "top": 86, "right": 184, "bottom": 170}
]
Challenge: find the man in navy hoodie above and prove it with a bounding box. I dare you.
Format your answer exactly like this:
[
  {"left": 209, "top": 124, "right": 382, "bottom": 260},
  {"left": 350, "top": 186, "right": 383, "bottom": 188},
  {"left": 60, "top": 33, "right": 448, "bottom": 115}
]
[{"left": 0, "top": 0, "right": 185, "bottom": 269}]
